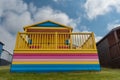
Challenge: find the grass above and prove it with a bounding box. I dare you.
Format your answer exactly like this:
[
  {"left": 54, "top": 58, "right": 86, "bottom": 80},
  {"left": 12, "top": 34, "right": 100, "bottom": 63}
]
[{"left": 0, "top": 66, "right": 120, "bottom": 80}]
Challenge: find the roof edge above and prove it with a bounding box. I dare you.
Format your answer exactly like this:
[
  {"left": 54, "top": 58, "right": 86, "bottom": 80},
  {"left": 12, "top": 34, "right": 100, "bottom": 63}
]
[
  {"left": 0, "top": 41, "right": 4, "bottom": 45},
  {"left": 23, "top": 20, "right": 73, "bottom": 30},
  {"left": 97, "top": 26, "right": 120, "bottom": 45}
]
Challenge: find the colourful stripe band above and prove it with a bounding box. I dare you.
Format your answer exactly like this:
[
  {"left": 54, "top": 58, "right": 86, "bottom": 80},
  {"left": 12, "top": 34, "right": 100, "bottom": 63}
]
[
  {"left": 11, "top": 64, "right": 101, "bottom": 72},
  {"left": 13, "top": 53, "right": 98, "bottom": 56},
  {"left": 12, "top": 61, "right": 99, "bottom": 64},
  {"left": 13, "top": 59, "right": 98, "bottom": 62},
  {"left": 13, "top": 55, "right": 98, "bottom": 59}
]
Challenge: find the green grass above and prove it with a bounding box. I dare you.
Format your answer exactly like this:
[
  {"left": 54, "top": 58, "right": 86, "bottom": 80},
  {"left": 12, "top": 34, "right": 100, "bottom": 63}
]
[{"left": 0, "top": 66, "right": 120, "bottom": 80}]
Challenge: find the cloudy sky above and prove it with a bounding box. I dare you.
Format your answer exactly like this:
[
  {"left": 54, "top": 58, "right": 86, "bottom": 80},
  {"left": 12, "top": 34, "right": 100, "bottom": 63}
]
[{"left": 0, "top": 0, "right": 120, "bottom": 53}]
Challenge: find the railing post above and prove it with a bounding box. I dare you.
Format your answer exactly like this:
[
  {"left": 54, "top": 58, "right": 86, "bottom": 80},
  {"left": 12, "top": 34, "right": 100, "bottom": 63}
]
[
  {"left": 92, "top": 32, "right": 96, "bottom": 49},
  {"left": 55, "top": 32, "right": 57, "bottom": 49},
  {"left": 70, "top": 32, "right": 72, "bottom": 49}
]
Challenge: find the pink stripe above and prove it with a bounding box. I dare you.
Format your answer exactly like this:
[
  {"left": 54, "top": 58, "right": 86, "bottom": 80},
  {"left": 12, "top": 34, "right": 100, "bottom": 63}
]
[
  {"left": 14, "top": 53, "right": 98, "bottom": 56},
  {"left": 13, "top": 55, "right": 98, "bottom": 59},
  {"left": 13, "top": 59, "right": 98, "bottom": 62}
]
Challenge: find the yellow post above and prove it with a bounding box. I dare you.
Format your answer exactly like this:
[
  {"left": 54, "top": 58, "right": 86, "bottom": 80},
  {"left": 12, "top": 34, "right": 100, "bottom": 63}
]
[
  {"left": 55, "top": 32, "right": 57, "bottom": 49},
  {"left": 92, "top": 32, "right": 96, "bottom": 49},
  {"left": 70, "top": 31, "right": 72, "bottom": 49}
]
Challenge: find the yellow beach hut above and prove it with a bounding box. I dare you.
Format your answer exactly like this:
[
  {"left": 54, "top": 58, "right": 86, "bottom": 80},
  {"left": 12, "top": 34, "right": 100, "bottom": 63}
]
[{"left": 11, "top": 20, "right": 100, "bottom": 72}]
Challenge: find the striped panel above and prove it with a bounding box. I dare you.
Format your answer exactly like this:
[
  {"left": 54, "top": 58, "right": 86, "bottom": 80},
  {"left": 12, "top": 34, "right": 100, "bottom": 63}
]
[{"left": 11, "top": 52, "right": 100, "bottom": 72}]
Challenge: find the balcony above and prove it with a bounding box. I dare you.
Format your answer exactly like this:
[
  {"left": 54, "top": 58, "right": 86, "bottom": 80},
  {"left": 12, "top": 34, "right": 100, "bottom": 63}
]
[{"left": 14, "top": 32, "right": 96, "bottom": 51}]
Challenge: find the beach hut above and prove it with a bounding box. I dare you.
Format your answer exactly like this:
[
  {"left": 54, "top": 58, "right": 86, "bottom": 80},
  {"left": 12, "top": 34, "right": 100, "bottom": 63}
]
[
  {"left": 0, "top": 42, "right": 12, "bottom": 65},
  {"left": 97, "top": 26, "right": 120, "bottom": 68},
  {"left": 0, "top": 41, "right": 4, "bottom": 55},
  {"left": 11, "top": 20, "right": 100, "bottom": 72}
]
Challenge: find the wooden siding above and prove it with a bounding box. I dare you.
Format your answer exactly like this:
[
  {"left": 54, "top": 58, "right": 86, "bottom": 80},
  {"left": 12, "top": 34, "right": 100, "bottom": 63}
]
[{"left": 97, "top": 27, "right": 120, "bottom": 68}]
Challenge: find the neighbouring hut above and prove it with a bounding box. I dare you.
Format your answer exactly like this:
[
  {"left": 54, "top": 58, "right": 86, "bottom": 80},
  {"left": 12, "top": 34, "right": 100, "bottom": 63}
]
[
  {"left": 0, "top": 42, "right": 12, "bottom": 66},
  {"left": 97, "top": 26, "right": 120, "bottom": 68}
]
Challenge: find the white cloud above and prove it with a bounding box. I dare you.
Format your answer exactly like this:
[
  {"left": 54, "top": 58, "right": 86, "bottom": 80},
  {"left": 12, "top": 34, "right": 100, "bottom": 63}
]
[
  {"left": 0, "top": 0, "right": 30, "bottom": 54},
  {"left": 0, "top": 0, "right": 79, "bottom": 54},
  {"left": 84, "top": 0, "right": 120, "bottom": 20},
  {"left": 0, "top": 27, "right": 15, "bottom": 53},
  {"left": 0, "top": 0, "right": 28, "bottom": 17},
  {"left": 29, "top": 3, "right": 37, "bottom": 14},
  {"left": 79, "top": 26, "right": 90, "bottom": 32},
  {"left": 33, "top": 6, "right": 78, "bottom": 29},
  {"left": 2, "top": 11, "right": 33, "bottom": 34},
  {"left": 107, "top": 20, "right": 120, "bottom": 31}
]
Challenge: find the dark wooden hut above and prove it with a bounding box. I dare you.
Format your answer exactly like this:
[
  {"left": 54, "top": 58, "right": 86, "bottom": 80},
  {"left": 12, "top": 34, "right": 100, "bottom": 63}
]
[{"left": 97, "top": 26, "right": 120, "bottom": 68}]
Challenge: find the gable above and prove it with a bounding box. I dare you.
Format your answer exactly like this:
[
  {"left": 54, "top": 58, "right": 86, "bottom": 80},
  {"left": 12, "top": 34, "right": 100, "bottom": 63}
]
[
  {"left": 33, "top": 21, "right": 63, "bottom": 27},
  {"left": 24, "top": 20, "right": 73, "bottom": 31}
]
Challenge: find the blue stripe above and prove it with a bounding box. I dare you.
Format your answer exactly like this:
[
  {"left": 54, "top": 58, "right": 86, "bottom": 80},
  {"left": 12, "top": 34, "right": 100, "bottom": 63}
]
[{"left": 11, "top": 64, "right": 101, "bottom": 72}]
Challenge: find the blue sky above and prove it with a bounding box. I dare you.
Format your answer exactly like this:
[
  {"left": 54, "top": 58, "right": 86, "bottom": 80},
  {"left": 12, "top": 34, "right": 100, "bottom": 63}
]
[
  {"left": 0, "top": 0, "right": 120, "bottom": 53},
  {"left": 24, "top": 0, "right": 120, "bottom": 35}
]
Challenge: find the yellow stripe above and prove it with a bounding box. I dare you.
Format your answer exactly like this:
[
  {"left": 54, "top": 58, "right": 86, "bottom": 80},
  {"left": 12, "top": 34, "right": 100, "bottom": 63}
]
[
  {"left": 14, "top": 50, "right": 97, "bottom": 54},
  {"left": 12, "top": 61, "right": 99, "bottom": 64}
]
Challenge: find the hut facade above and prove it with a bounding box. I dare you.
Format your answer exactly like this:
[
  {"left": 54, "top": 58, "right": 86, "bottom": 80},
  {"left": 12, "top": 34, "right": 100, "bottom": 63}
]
[
  {"left": 11, "top": 20, "right": 100, "bottom": 72},
  {"left": 97, "top": 26, "right": 120, "bottom": 68}
]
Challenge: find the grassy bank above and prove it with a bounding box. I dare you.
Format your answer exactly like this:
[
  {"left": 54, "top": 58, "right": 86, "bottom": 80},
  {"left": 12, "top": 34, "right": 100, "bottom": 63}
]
[{"left": 0, "top": 66, "right": 120, "bottom": 80}]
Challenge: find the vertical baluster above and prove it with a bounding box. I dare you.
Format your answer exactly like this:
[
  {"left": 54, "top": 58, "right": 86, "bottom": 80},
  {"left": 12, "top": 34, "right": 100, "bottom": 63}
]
[
  {"left": 32, "top": 34, "right": 33, "bottom": 49},
  {"left": 36, "top": 33, "right": 38, "bottom": 49},
  {"left": 55, "top": 32, "right": 57, "bottom": 49},
  {"left": 76, "top": 34, "right": 78, "bottom": 48},
  {"left": 22, "top": 33, "right": 25, "bottom": 49},
  {"left": 85, "top": 34, "right": 87, "bottom": 49},
  {"left": 46, "top": 34, "right": 49, "bottom": 49},
  {"left": 29, "top": 33, "right": 31, "bottom": 49},
  {"left": 62, "top": 34, "right": 64, "bottom": 49},
  {"left": 75, "top": 34, "right": 76, "bottom": 47},
  {"left": 24, "top": 33, "right": 26, "bottom": 49},
  {"left": 86, "top": 34, "right": 88, "bottom": 49},
  {"left": 81, "top": 34, "right": 83, "bottom": 49},
  {"left": 79, "top": 34, "right": 81, "bottom": 48},
  {"left": 64, "top": 33, "right": 66, "bottom": 49},
  {"left": 41, "top": 33, "right": 43, "bottom": 49},
  {"left": 36, "top": 34, "right": 39, "bottom": 49},
  {"left": 21, "top": 34, "right": 23, "bottom": 49},
  {"left": 58, "top": 34, "right": 60, "bottom": 49},
  {"left": 35, "top": 33, "right": 36, "bottom": 49},
  {"left": 39, "top": 34, "right": 40, "bottom": 49},
  {"left": 84, "top": 34, "right": 86, "bottom": 49},
  {"left": 45, "top": 33, "right": 48, "bottom": 49},
  {"left": 70, "top": 33, "right": 72, "bottom": 49},
  {"left": 52, "top": 34, "right": 53, "bottom": 49}
]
